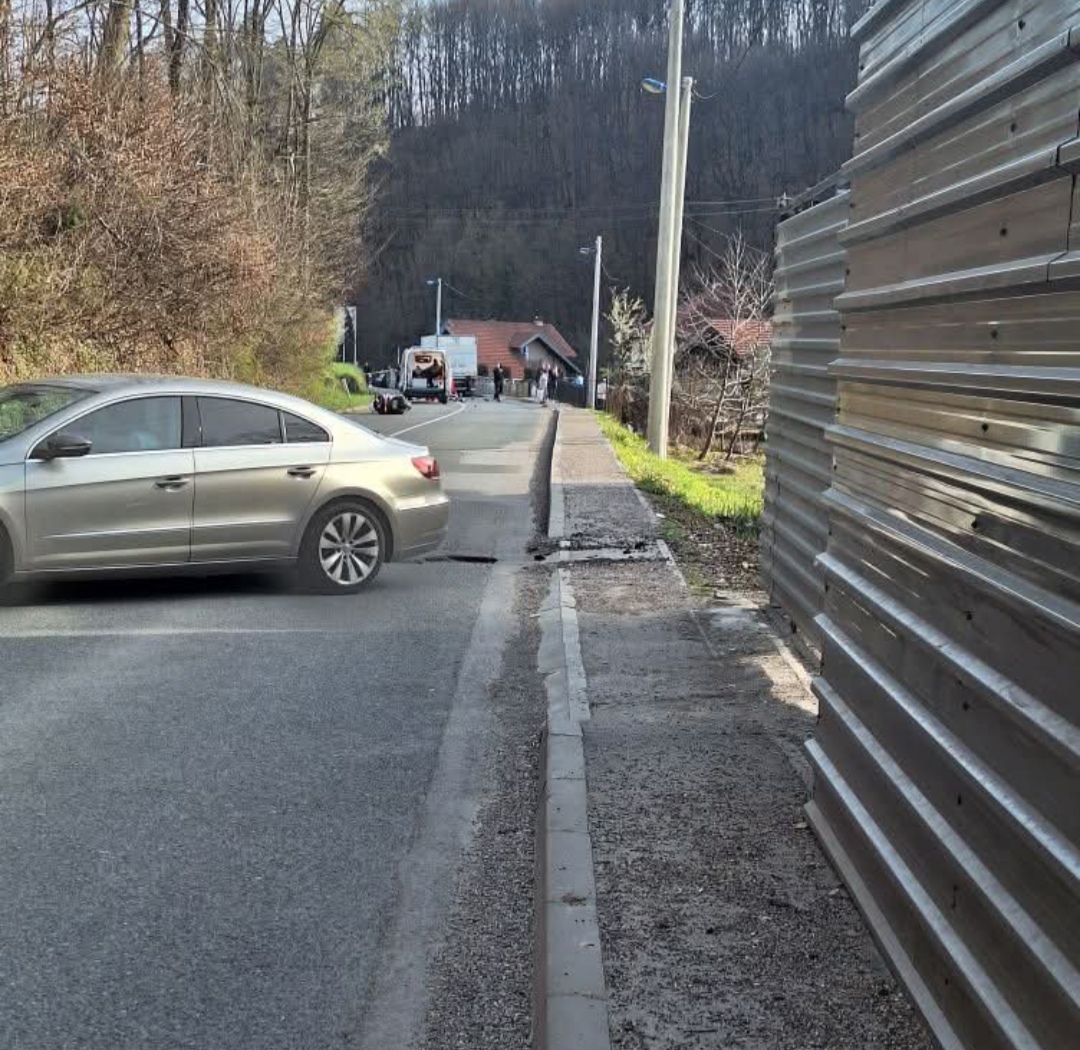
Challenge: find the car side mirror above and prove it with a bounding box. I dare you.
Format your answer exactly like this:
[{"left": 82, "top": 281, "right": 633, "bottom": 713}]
[{"left": 33, "top": 432, "right": 93, "bottom": 461}]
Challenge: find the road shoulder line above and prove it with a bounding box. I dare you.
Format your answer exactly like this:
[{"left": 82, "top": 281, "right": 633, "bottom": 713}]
[{"left": 388, "top": 403, "right": 468, "bottom": 437}]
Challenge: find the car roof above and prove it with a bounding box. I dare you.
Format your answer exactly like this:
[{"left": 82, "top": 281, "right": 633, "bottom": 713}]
[{"left": 14, "top": 375, "right": 321, "bottom": 410}]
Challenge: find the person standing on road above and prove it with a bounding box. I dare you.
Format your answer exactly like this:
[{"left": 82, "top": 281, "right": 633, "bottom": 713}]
[
  {"left": 538, "top": 365, "right": 550, "bottom": 405},
  {"left": 493, "top": 363, "right": 505, "bottom": 402}
]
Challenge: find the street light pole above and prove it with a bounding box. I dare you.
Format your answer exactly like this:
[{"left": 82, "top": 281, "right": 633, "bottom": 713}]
[
  {"left": 665, "top": 76, "right": 693, "bottom": 366},
  {"left": 646, "top": 0, "right": 685, "bottom": 458},
  {"left": 587, "top": 234, "right": 602, "bottom": 410},
  {"left": 434, "top": 277, "right": 443, "bottom": 350}
]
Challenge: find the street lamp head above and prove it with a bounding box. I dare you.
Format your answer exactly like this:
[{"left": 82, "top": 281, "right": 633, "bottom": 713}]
[
  {"left": 425, "top": 277, "right": 439, "bottom": 286},
  {"left": 579, "top": 246, "right": 593, "bottom": 256},
  {"left": 641, "top": 77, "right": 666, "bottom": 95}
]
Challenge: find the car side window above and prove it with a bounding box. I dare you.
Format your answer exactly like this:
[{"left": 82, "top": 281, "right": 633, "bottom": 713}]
[
  {"left": 199, "top": 398, "right": 283, "bottom": 447},
  {"left": 73, "top": 397, "right": 182, "bottom": 455},
  {"left": 282, "top": 412, "right": 330, "bottom": 444}
]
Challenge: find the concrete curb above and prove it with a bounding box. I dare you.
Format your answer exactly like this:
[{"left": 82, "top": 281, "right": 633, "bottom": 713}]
[
  {"left": 533, "top": 410, "right": 612, "bottom": 1050},
  {"left": 548, "top": 406, "right": 567, "bottom": 542}
]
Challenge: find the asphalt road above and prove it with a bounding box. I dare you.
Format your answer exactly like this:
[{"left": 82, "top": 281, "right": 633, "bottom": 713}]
[{"left": 0, "top": 398, "right": 551, "bottom": 1050}]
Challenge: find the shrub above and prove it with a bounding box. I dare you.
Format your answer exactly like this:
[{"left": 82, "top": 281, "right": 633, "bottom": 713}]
[{"left": 0, "top": 68, "right": 334, "bottom": 393}]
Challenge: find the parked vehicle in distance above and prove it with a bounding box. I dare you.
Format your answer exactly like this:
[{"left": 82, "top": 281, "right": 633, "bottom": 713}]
[
  {"left": 400, "top": 348, "right": 451, "bottom": 404},
  {"left": 0, "top": 376, "right": 449, "bottom": 595}
]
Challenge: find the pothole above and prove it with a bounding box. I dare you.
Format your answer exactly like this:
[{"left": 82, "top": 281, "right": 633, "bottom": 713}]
[{"left": 419, "top": 553, "right": 499, "bottom": 565}]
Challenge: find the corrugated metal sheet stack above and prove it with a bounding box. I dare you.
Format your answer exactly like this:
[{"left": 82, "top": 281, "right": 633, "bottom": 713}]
[
  {"left": 804, "top": 2, "right": 1080, "bottom": 1048},
  {"left": 762, "top": 192, "right": 848, "bottom": 648}
]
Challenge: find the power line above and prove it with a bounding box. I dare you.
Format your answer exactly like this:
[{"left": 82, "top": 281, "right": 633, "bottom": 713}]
[
  {"left": 686, "top": 197, "right": 777, "bottom": 206},
  {"left": 382, "top": 206, "right": 778, "bottom": 228},
  {"left": 441, "top": 280, "right": 482, "bottom": 301},
  {"left": 380, "top": 197, "right": 777, "bottom": 220},
  {"left": 686, "top": 210, "right": 777, "bottom": 239}
]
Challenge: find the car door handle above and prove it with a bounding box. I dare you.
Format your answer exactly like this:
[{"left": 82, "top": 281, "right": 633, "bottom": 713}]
[
  {"left": 287, "top": 466, "right": 317, "bottom": 479},
  {"left": 155, "top": 476, "right": 190, "bottom": 491}
]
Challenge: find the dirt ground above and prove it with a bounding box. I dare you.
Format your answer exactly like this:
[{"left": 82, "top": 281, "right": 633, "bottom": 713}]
[
  {"left": 572, "top": 559, "right": 934, "bottom": 1050},
  {"left": 649, "top": 492, "right": 761, "bottom": 595}
]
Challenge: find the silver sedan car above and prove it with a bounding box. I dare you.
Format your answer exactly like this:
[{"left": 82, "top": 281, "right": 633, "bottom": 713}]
[{"left": 0, "top": 376, "right": 449, "bottom": 594}]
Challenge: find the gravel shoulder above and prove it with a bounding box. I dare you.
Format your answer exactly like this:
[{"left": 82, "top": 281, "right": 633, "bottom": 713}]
[
  {"left": 415, "top": 567, "right": 548, "bottom": 1050},
  {"left": 572, "top": 557, "right": 934, "bottom": 1050}
]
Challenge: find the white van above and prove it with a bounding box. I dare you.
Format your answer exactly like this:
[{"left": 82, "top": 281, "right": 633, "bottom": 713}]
[{"left": 400, "top": 348, "right": 451, "bottom": 404}]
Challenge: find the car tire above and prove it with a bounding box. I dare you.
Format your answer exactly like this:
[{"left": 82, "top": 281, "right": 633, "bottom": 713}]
[{"left": 298, "top": 500, "right": 387, "bottom": 594}]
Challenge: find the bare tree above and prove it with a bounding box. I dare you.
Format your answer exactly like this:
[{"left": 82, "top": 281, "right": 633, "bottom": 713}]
[
  {"left": 98, "top": 0, "right": 133, "bottom": 73},
  {"left": 674, "top": 234, "right": 773, "bottom": 459},
  {"left": 0, "top": 0, "right": 400, "bottom": 394},
  {"left": 605, "top": 288, "right": 650, "bottom": 429}
]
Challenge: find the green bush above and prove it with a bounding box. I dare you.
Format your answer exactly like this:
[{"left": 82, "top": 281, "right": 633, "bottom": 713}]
[{"left": 313, "top": 362, "right": 372, "bottom": 412}]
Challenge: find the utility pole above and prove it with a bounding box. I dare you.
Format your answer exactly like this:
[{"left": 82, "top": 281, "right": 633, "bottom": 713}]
[
  {"left": 666, "top": 77, "right": 693, "bottom": 362},
  {"left": 646, "top": 0, "right": 685, "bottom": 458},
  {"left": 434, "top": 278, "right": 443, "bottom": 349},
  {"left": 587, "top": 234, "right": 602, "bottom": 410}
]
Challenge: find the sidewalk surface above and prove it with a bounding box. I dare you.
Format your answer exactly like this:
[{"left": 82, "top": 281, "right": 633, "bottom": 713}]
[{"left": 554, "top": 408, "right": 933, "bottom": 1050}]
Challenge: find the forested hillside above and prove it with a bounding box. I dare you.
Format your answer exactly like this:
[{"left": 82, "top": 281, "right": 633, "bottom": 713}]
[{"left": 355, "top": 0, "right": 866, "bottom": 361}]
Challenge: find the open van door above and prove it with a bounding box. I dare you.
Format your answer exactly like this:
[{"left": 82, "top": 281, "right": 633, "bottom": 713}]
[{"left": 401, "top": 349, "right": 450, "bottom": 404}]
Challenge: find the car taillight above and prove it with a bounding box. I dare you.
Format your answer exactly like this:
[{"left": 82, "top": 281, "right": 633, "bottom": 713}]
[{"left": 411, "top": 456, "right": 440, "bottom": 480}]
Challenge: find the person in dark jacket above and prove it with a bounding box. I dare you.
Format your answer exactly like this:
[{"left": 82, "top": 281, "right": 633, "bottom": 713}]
[{"left": 493, "top": 363, "right": 505, "bottom": 402}]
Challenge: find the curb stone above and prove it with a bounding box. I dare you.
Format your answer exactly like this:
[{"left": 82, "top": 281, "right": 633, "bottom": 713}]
[
  {"left": 533, "top": 407, "right": 612, "bottom": 1050},
  {"left": 547, "top": 406, "right": 567, "bottom": 542}
]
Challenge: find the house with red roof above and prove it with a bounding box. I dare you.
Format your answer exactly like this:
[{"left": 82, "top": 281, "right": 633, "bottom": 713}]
[
  {"left": 673, "top": 299, "right": 771, "bottom": 358},
  {"left": 444, "top": 318, "right": 580, "bottom": 380}
]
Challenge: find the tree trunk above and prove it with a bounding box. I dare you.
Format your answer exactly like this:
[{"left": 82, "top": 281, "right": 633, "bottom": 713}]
[
  {"left": 159, "top": 0, "right": 174, "bottom": 76},
  {"left": 203, "top": 0, "right": 218, "bottom": 105},
  {"left": 699, "top": 351, "right": 734, "bottom": 460},
  {"left": 169, "top": 0, "right": 187, "bottom": 96},
  {"left": 0, "top": 0, "right": 9, "bottom": 114},
  {"left": 299, "top": 82, "right": 313, "bottom": 281},
  {"left": 244, "top": 0, "right": 265, "bottom": 151},
  {"left": 133, "top": 1, "right": 144, "bottom": 81},
  {"left": 98, "top": 0, "right": 133, "bottom": 75}
]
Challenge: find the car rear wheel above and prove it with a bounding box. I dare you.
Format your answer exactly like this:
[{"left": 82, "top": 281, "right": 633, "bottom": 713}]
[{"left": 299, "top": 501, "right": 386, "bottom": 594}]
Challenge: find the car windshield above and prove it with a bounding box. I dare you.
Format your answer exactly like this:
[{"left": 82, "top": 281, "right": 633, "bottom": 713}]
[{"left": 0, "top": 385, "right": 92, "bottom": 442}]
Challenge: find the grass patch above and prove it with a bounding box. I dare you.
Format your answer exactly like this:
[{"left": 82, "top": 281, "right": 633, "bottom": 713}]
[
  {"left": 598, "top": 413, "right": 763, "bottom": 532},
  {"left": 314, "top": 362, "right": 372, "bottom": 412}
]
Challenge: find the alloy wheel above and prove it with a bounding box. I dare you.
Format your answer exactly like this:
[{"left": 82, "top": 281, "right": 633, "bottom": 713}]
[{"left": 319, "top": 511, "right": 381, "bottom": 586}]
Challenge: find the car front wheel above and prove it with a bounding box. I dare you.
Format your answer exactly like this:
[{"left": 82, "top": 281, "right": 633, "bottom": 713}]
[{"left": 299, "top": 501, "right": 387, "bottom": 594}]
